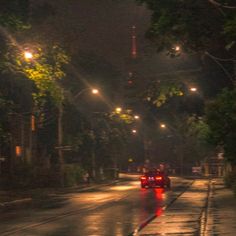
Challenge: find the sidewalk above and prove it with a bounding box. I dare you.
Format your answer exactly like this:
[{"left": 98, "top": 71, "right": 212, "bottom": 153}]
[
  {"left": 138, "top": 178, "right": 236, "bottom": 236},
  {"left": 205, "top": 178, "right": 236, "bottom": 235}
]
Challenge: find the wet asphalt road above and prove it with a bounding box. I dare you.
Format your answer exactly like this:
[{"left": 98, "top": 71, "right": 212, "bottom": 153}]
[{"left": 0, "top": 175, "right": 192, "bottom": 236}]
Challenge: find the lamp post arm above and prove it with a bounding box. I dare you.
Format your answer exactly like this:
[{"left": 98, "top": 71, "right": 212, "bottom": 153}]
[{"left": 74, "top": 88, "right": 90, "bottom": 99}]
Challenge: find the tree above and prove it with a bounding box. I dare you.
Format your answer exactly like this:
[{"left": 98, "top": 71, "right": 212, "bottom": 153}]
[
  {"left": 0, "top": 1, "right": 78, "bottom": 187},
  {"left": 156, "top": 114, "right": 212, "bottom": 174},
  {"left": 206, "top": 88, "right": 236, "bottom": 165},
  {"left": 137, "top": 0, "right": 236, "bottom": 85},
  {"left": 66, "top": 109, "right": 137, "bottom": 180},
  {"left": 135, "top": 0, "right": 236, "bottom": 172},
  {"left": 0, "top": 95, "right": 13, "bottom": 158},
  {"left": 0, "top": 0, "right": 30, "bottom": 30},
  {"left": 2, "top": 41, "right": 69, "bottom": 186},
  {"left": 137, "top": 0, "right": 236, "bottom": 52}
]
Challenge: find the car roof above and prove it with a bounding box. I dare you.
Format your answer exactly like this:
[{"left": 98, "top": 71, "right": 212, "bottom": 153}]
[{"left": 145, "top": 170, "right": 161, "bottom": 175}]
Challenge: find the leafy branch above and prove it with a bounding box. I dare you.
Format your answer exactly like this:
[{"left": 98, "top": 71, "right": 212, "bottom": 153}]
[{"left": 5, "top": 44, "right": 69, "bottom": 107}]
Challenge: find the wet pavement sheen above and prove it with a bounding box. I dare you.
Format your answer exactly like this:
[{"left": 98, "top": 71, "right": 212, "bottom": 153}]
[
  {"left": 138, "top": 179, "right": 209, "bottom": 236},
  {"left": 1, "top": 177, "right": 235, "bottom": 236},
  {"left": 205, "top": 179, "right": 236, "bottom": 236},
  {"left": 0, "top": 177, "right": 190, "bottom": 236}
]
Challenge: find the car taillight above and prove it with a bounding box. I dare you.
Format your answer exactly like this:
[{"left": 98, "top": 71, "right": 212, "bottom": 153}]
[
  {"left": 155, "top": 176, "right": 162, "bottom": 180},
  {"left": 140, "top": 176, "right": 147, "bottom": 180}
]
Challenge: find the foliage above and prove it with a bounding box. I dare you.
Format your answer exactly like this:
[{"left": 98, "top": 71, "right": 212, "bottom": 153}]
[
  {"left": 224, "top": 15, "right": 236, "bottom": 43},
  {"left": 64, "top": 109, "right": 134, "bottom": 176},
  {"left": 110, "top": 109, "right": 137, "bottom": 124},
  {"left": 187, "top": 116, "right": 210, "bottom": 143},
  {"left": 144, "top": 80, "right": 184, "bottom": 107},
  {"left": 0, "top": 94, "right": 13, "bottom": 147},
  {"left": 5, "top": 44, "right": 69, "bottom": 106},
  {"left": 206, "top": 88, "right": 236, "bottom": 164},
  {"left": 159, "top": 114, "right": 213, "bottom": 167},
  {"left": 135, "top": 0, "right": 235, "bottom": 118},
  {"left": 136, "top": 0, "right": 235, "bottom": 168},
  {"left": 186, "top": 116, "right": 213, "bottom": 160},
  {"left": 64, "top": 164, "right": 86, "bottom": 187},
  {"left": 137, "top": 0, "right": 236, "bottom": 53},
  {"left": 2, "top": 162, "right": 85, "bottom": 189},
  {"left": 0, "top": 0, "right": 30, "bottom": 30}
]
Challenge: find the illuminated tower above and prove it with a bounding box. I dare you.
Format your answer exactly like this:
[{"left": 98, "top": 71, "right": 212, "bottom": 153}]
[
  {"left": 131, "top": 25, "right": 137, "bottom": 59},
  {"left": 123, "top": 25, "right": 139, "bottom": 110}
]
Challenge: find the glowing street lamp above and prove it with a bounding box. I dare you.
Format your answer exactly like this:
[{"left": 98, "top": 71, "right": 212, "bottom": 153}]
[
  {"left": 169, "top": 45, "right": 181, "bottom": 57},
  {"left": 160, "top": 123, "right": 166, "bottom": 129},
  {"left": 24, "top": 51, "right": 33, "bottom": 60},
  {"left": 92, "top": 89, "right": 99, "bottom": 94},
  {"left": 159, "top": 122, "right": 185, "bottom": 176},
  {"left": 115, "top": 107, "right": 122, "bottom": 113},
  {"left": 175, "top": 45, "right": 180, "bottom": 52},
  {"left": 134, "top": 115, "right": 140, "bottom": 120},
  {"left": 190, "top": 87, "right": 197, "bottom": 92},
  {"left": 132, "top": 129, "right": 137, "bottom": 134},
  {"left": 74, "top": 88, "right": 99, "bottom": 99}
]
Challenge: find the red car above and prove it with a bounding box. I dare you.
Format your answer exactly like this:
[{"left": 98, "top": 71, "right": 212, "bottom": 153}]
[{"left": 140, "top": 170, "right": 171, "bottom": 188}]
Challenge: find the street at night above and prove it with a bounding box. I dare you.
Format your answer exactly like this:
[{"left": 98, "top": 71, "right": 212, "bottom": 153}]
[
  {"left": 0, "top": 175, "right": 195, "bottom": 236},
  {"left": 0, "top": 0, "right": 236, "bottom": 235},
  {"left": 1, "top": 175, "right": 236, "bottom": 235}
]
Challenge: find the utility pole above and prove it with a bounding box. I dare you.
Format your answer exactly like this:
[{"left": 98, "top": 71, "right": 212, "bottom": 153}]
[
  {"left": 90, "top": 118, "right": 96, "bottom": 180},
  {"left": 28, "top": 113, "right": 35, "bottom": 164},
  {"left": 20, "top": 114, "right": 24, "bottom": 161},
  {"left": 57, "top": 102, "right": 64, "bottom": 187}
]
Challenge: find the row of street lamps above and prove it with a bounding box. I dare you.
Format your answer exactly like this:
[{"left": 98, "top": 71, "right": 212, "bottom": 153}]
[
  {"left": 21, "top": 48, "right": 144, "bottom": 185},
  {"left": 23, "top": 49, "right": 141, "bottom": 118},
  {"left": 22, "top": 47, "right": 142, "bottom": 137},
  {"left": 21, "top": 47, "right": 195, "bottom": 178}
]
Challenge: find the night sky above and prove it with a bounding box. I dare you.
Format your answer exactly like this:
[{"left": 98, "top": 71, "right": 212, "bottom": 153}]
[{"left": 32, "top": 0, "right": 200, "bottom": 78}]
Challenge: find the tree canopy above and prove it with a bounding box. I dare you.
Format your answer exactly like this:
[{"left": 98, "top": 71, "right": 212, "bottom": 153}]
[
  {"left": 206, "top": 88, "right": 236, "bottom": 164},
  {"left": 0, "top": 0, "right": 30, "bottom": 30},
  {"left": 136, "top": 0, "right": 236, "bottom": 167},
  {"left": 137, "top": 0, "right": 236, "bottom": 54}
]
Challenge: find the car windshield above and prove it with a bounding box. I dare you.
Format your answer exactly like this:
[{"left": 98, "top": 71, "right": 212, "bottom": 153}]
[{"left": 145, "top": 170, "right": 161, "bottom": 176}]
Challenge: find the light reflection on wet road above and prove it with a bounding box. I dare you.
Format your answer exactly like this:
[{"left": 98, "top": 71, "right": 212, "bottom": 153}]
[{"left": 0, "top": 176, "right": 190, "bottom": 236}]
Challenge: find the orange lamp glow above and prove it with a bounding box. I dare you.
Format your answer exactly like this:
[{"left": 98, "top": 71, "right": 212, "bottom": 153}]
[
  {"left": 15, "top": 146, "right": 22, "bottom": 157},
  {"left": 24, "top": 51, "right": 33, "bottom": 60},
  {"left": 31, "top": 115, "right": 35, "bottom": 131}
]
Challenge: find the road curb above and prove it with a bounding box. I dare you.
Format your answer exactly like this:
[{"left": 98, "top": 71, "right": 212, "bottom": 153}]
[{"left": 0, "top": 198, "right": 32, "bottom": 212}]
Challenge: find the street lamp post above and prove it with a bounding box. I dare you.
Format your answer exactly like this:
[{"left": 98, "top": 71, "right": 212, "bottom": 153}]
[
  {"left": 55, "top": 87, "right": 100, "bottom": 186},
  {"left": 74, "top": 88, "right": 99, "bottom": 100},
  {"left": 160, "top": 123, "right": 184, "bottom": 176},
  {"left": 74, "top": 87, "right": 99, "bottom": 180},
  {"left": 23, "top": 50, "right": 34, "bottom": 164}
]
